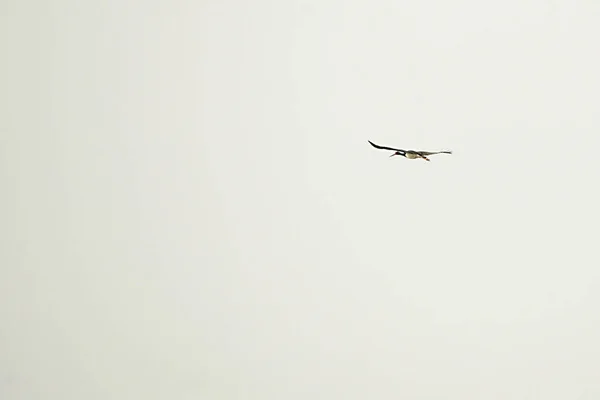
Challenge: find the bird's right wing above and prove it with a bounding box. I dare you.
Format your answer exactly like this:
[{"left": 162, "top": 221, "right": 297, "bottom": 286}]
[
  {"left": 368, "top": 141, "right": 403, "bottom": 152},
  {"left": 417, "top": 150, "right": 452, "bottom": 156}
]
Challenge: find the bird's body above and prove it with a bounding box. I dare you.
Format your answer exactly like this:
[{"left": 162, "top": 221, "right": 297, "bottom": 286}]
[
  {"left": 405, "top": 152, "right": 425, "bottom": 160},
  {"left": 368, "top": 140, "right": 452, "bottom": 161}
]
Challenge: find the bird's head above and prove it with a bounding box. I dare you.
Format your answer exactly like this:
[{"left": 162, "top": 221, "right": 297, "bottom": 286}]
[{"left": 390, "top": 151, "right": 404, "bottom": 158}]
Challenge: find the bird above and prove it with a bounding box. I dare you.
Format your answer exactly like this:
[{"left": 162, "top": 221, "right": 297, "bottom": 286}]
[{"left": 368, "top": 140, "right": 452, "bottom": 162}]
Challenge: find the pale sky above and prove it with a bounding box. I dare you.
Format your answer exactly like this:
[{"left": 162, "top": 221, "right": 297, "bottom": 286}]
[{"left": 2, "top": 0, "right": 600, "bottom": 399}]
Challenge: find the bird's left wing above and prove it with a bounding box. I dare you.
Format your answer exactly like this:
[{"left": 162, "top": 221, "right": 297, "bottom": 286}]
[{"left": 368, "top": 141, "right": 403, "bottom": 152}]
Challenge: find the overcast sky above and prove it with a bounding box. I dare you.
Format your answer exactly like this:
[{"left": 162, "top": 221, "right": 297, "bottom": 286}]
[{"left": 3, "top": 0, "right": 600, "bottom": 399}]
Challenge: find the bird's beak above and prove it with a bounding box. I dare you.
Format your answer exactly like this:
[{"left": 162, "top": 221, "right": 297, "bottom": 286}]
[{"left": 389, "top": 153, "right": 396, "bottom": 157}]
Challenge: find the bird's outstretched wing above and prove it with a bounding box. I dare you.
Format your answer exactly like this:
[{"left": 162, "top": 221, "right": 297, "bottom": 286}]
[
  {"left": 368, "top": 141, "right": 403, "bottom": 152},
  {"left": 417, "top": 150, "right": 452, "bottom": 156}
]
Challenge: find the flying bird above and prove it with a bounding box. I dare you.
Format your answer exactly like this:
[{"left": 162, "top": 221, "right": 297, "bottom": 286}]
[{"left": 368, "top": 140, "right": 452, "bottom": 162}]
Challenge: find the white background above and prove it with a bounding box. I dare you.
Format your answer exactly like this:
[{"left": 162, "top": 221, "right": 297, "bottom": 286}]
[{"left": 2, "top": 0, "right": 600, "bottom": 398}]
